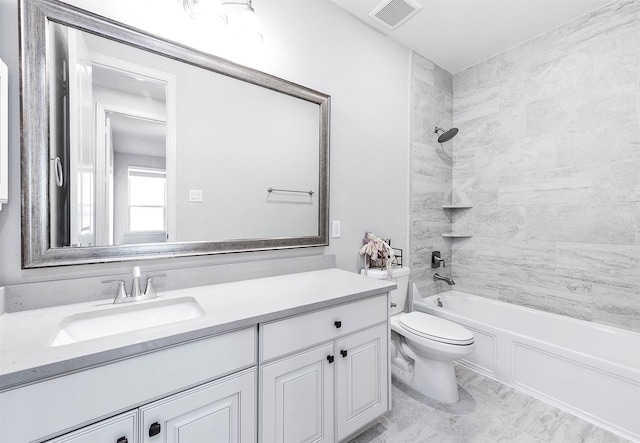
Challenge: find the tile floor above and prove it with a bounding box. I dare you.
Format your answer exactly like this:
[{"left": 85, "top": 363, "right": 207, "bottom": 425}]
[{"left": 350, "top": 365, "right": 631, "bottom": 443}]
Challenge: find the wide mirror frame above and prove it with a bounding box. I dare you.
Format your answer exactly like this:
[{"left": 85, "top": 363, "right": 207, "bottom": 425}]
[{"left": 21, "top": 0, "right": 330, "bottom": 268}]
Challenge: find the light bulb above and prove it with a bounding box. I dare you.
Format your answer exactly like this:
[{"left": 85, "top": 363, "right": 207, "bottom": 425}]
[
  {"left": 226, "top": 3, "right": 263, "bottom": 45},
  {"left": 182, "top": 0, "right": 227, "bottom": 25}
]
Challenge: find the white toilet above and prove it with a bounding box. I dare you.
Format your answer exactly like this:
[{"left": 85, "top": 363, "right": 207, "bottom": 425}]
[{"left": 362, "top": 267, "right": 475, "bottom": 403}]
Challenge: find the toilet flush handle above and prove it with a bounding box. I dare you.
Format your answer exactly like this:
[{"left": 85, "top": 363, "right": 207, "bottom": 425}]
[
  {"left": 334, "top": 320, "right": 342, "bottom": 328},
  {"left": 390, "top": 302, "right": 397, "bottom": 308}
]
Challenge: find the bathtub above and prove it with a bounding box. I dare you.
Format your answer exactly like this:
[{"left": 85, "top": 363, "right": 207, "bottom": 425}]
[{"left": 413, "top": 290, "right": 640, "bottom": 442}]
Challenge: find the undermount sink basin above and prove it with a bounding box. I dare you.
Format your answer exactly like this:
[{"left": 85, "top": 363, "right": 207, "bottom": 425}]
[{"left": 50, "top": 297, "right": 205, "bottom": 347}]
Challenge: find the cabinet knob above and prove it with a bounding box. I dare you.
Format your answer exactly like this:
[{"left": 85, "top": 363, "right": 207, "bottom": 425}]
[
  {"left": 340, "top": 349, "right": 348, "bottom": 358},
  {"left": 334, "top": 320, "right": 342, "bottom": 328},
  {"left": 327, "top": 355, "right": 334, "bottom": 363},
  {"left": 149, "top": 422, "right": 161, "bottom": 437},
  {"left": 116, "top": 438, "right": 128, "bottom": 443}
]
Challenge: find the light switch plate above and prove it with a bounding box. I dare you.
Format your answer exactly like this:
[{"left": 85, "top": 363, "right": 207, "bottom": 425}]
[
  {"left": 189, "top": 189, "right": 203, "bottom": 202},
  {"left": 331, "top": 220, "right": 341, "bottom": 238}
]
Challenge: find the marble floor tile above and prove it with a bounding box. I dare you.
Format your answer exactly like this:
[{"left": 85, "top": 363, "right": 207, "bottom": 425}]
[{"left": 349, "top": 365, "right": 632, "bottom": 443}]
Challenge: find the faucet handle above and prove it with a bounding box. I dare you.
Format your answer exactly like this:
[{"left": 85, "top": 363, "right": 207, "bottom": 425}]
[
  {"left": 431, "top": 251, "right": 445, "bottom": 268},
  {"left": 103, "top": 280, "right": 127, "bottom": 303},
  {"left": 144, "top": 274, "right": 167, "bottom": 298}
]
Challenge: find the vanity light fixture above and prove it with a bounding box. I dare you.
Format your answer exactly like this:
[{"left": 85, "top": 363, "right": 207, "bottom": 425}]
[
  {"left": 181, "top": 0, "right": 227, "bottom": 24},
  {"left": 181, "top": 0, "right": 263, "bottom": 44}
]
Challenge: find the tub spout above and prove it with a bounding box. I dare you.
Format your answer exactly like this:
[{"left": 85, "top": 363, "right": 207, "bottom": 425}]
[{"left": 433, "top": 273, "right": 455, "bottom": 285}]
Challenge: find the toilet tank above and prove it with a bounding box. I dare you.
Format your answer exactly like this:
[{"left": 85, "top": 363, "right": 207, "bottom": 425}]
[{"left": 361, "top": 267, "right": 411, "bottom": 315}]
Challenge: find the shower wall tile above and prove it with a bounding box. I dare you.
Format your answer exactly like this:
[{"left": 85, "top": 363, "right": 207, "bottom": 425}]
[
  {"left": 411, "top": 142, "right": 452, "bottom": 179},
  {"left": 412, "top": 174, "right": 449, "bottom": 208},
  {"left": 500, "top": 29, "right": 561, "bottom": 72},
  {"left": 452, "top": 177, "right": 498, "bottom": 207},
  {"left": 476, "top": 135, "right": 557, "bottom": 179},
  {"left": 497, "top": 267, "right": 559, "bottom": 294},
  {"left": 593, "top": 292, "right": 640, "bottom": 331},
  {"left": 475, "top": 53, "right": 517, "bottom": 89},
  {"left": 414, "top": 79, "right": 446, "bottom": 117},
  {"left": 498, "top": 166, "right": 592, "bottom": 205},
  {"left": 592, "top": 158, "right": 640, "bottom": 203},
  {"left": 411, "top": 235, "right": 437, "bottom": 269},
  {"left": 455, "top": 206, "right": 526, "bottom": 239},
  {"left": 451, "top": 0, "right": 640, "bottom": 332},
  {"left": 592, "top": 27, "right": 640, "bottom": 83},
  {"left": 525, "top": 76, "right": 637, "bottom": 137},
  {"left": 454, "top": 66, "right": 475, "bottom": 95},
  {"left": 525, "top": 204, "right": 636, "bottom": 244},
  {"left": 434, "top": 64, "right": 453, "bottom": 95},
  {"left": 555, "top": 244, "right": 640, "bottom": 323},
  {"left": 556, "top": 116, "right": 639, "bottom": 167},
  {"left": 410, "top": 52, "right": 455, "bottom": 297},
  {"left": 444, "top": 92, "right": 453, "bottom": 118},
  {"left": 412, "top": 54, "right": 436, "bottom": 88},
  {"left": 547, "top": 0, "right": 640, "bottom": 61},
  {"left": 450, "top": 239, "right": 486, "bottom": 280},
  {"left": 473, "top": 238, "right": 557, "bottom": 271},
  {"left": 455, "top": 105, "right": 527, "bottom": 149},
  {"left": 452, "top": 263, "right": 499, "bottom": 300},
  {"left": 499, "top": 49, "right": 593, "bottom": 109},
  {"left": 497, "top": 282, "right": 593, "bottom": 321},
  {"left": 454, "top": 86, "right": 500, "bottom": 124},
  {"left": 412, "top": 217, "right": 451, "bottom": 238},
  {"left": 452, "top": 146, "right": 475, "bottom": 185},
  {"left": 556, "top": 242, "right": 640, "bottom": 280}
]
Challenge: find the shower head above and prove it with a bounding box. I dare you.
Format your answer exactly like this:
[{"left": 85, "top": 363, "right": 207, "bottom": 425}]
[{"left": 434, "top": 126, "right": 458, "bottom": 143}]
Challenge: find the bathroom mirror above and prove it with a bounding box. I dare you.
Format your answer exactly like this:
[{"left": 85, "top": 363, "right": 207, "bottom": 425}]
[{"left": 21, "top": 0, "right": 330, "bottom": 268}]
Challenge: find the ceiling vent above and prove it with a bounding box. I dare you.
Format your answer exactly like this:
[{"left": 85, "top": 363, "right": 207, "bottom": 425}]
[{"left": 369, "top": 0, "right": 423, "bottom": 30}]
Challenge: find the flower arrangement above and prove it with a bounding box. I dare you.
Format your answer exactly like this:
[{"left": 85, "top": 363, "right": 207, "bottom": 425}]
[{"left": 359, "top": 231, "right": 395, "bottom": 275}]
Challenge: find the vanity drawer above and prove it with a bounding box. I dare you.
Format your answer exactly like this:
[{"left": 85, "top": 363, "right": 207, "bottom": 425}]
[{"left": 261, "top": 294, "right": 388, "bottom": 362}]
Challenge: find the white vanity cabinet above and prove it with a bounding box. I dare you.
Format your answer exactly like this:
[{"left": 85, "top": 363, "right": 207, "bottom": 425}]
[
  {"left": 47, "top": 411, "right": 138, "bottom": 443},
  {"left": 45, "top": 368, "right": 256, "bottom": 443},
  {"left": 261, "top": 343, "right": 335, "bottom": 442},
  {"left": 335, "top": 323, "right": 388, "bottom": 440},
  {"left": 0, "top": 327, "right": 256, "bottom": 443},
  {"left": 139, "top": 368, "right": 256, "bottom": 443},
  {"left": 0, "top": 270, "right": 395, "bottom": 443},
  {"left": 259, "top": 295, "right": 389, "bottom": 443}
]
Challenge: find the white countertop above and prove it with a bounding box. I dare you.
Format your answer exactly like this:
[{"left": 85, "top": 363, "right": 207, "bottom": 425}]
[{"left": 0, "top": 268, "right": 395, "bottom": 390}]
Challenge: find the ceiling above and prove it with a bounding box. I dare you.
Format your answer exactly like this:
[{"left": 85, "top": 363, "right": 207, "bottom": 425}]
[{"left": 331, "top": 0, "right": 614, "bottom": 73}]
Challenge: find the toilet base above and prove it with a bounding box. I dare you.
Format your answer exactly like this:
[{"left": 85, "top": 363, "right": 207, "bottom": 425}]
[
  {"left": 411, "top": 357, "right": 460, "bottom": 404},
  {"left": 390, "top": 339, "right": 461, "bottom": 404}
]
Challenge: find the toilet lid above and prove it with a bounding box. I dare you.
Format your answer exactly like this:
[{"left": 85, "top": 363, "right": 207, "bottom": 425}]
[{"left": 399, "top": 312, "right": 474, "bottom": 345}]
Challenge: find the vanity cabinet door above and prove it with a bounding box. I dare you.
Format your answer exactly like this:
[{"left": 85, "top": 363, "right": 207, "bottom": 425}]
[
  {"left": 336, "top": 324, "right": 388, "bottom": 441},
  {"left": 139, "top": 368, "right": 256, "bottom": 443},
  {"left": 46, "top": 411, "right": 137, "bottom": 443},
  {"left": 260, "top": 343, "right": 335, "bottom": 443}
]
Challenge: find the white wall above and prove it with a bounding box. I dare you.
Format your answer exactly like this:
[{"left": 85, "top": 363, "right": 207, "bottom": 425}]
[
  {"left": 0, "top": 0, "right": 410, "bottom": 287},
  {"left": 174, "top": 64, "right": 321, "bottom": 242}
]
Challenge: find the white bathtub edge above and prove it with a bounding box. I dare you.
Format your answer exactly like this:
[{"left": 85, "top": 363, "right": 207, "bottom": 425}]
[{"left": 413, "top": 292, "right": 640, "bottom": 442}]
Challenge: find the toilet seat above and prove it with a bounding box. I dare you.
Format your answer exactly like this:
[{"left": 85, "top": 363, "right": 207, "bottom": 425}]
[{"left": 399, "top": 312, "right": 474, "bottom": 345}]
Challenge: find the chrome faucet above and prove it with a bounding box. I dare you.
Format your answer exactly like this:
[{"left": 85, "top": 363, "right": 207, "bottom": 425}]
[
  {"left": 103, "top": 267, "right": 166, "bottom": 304},
  {"left": 433, "top": 273, "right": 455, "bottom": 285}
]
